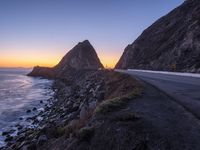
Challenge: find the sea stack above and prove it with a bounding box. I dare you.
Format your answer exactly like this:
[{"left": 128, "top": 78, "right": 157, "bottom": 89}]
[
  {"left": 28, "top": 40, "right": 104, "bottom": 78},
  {"left": 115, "top": 0, "right": 200, "bottom": 73}
]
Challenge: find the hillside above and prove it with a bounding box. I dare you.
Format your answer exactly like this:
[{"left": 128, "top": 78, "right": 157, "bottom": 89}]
[{"left": 115, "top": 0, "right": 200, "bottom": 72}]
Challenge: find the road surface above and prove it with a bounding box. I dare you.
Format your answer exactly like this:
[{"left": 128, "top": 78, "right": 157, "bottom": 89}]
[
  {"left": 117, "top": 69, "right": 200, "bottom": 119},
  {"left": 116, "top": 69, "right": 200, "bottom": 149}
]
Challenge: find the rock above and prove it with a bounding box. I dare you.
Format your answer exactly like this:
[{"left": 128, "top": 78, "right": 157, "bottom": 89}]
[
  {"left": 73, "top": 102, "right": 80, "bottom": 108},
  {"left": 32, "top": 107, "right": 37, "bottom": 111},
  {"left": 17, "top": 125, "right": 23, "bottom": 130},
  {"left": 27, "top": 141, "right": 37, "bottom": 150},
  {"left": 38, "top": 108, "right": 45, "bottom": 112},
  {"left": 66, "top": 101, "right": 72, "bottom": 106},
  {"left": 115, "top": 0, "right": 200, "bottom": 73},
  {"left": 5, "top": 135, "right": 13, "bottom": 142},
  {"left": 68, "top": 105, "right": 79, "bottom": 113},
  {"left": 2, "top": 131, "right": 9, "bottom": 136},
  {"left": 96, "top": 91, "right": 105, "bottom": 101},
  {"left": 16, "top": 134, "right": 26, "bottom": 142},
  {"left": 89, "top": 88, "right": 95, "bottom": 95},
  {"left": 80, "top": 105, "right": 88, "bottom": 119},
  {"left": 95, "top": 84, "right": 102, "bottom": 92},
  {"left": 27, "top": 66, "right": 55, "bottom": 78},
  {"left": 89, "top": 100, "right": 97, "bottom": 110},
  {"left": 28, "top": 40, "right": 104, "bottom": 78},
  {"left": 68, "top": 111, "right": 79, "bottom": 120},
  {"left": 55, "top": 40, "right": 104, "bottom": 76},
  {"left": 40, "top": 100, "right": 43, "bottom": 104},
  {"left": 69, "top": 119, "right": 79, "bottom": 127},
  {"left": 26, "top": 109, "right": 31, "bottom": 113},
  {"left": 2, "top": 129, "right": 16, "bottom": 136},
  {"left": 21, "top": 143, "right": 36, "bottom": 150},
  {"left": 37, "top": 135, "right": 47, "bottom": 145},
  {"left": 18, "top": 140, "right": 30, "bottom": 148}
]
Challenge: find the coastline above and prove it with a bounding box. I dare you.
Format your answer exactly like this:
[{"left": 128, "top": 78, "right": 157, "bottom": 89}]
[
  {"left": 0, "top": 70, "right": 54, "bottom": 149},
  {"left": 1, "top": 70, "right": 143, "bottom": 150}
]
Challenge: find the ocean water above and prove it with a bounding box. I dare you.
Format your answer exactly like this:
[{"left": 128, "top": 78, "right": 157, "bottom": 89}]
[{"left": 0, "top": 68, "right": 54, "bottom": 147}]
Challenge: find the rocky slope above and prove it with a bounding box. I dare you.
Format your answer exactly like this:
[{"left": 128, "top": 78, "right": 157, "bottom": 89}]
[
  {"left": 28, "top": 40, "right": 104, "bottom": 78},
  {"left": 115, "top": 0, "right": 200, "bottom": 72}
]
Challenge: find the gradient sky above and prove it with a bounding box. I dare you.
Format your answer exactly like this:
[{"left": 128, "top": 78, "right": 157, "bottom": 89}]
[{"left": 0, "top": 0, "right": 184, "bottom": 68}]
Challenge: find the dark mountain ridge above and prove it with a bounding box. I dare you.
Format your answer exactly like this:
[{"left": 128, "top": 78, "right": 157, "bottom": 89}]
[{"left": 115, "top": 0, "right": 200, "bottom": 72}]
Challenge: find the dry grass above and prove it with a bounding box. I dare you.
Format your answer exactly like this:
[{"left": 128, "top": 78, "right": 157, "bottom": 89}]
[
  {"left": 53, "top": 109, "right": 95, "bottom": 139},
  {"left": 94, "top": 87, "right": 142, "bottom": 115},
  {"left": 104, "top": 71, "right": 142, "bottom": 99}
]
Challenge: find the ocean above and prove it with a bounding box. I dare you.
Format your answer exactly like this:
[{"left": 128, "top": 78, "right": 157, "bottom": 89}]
[{"left": 0, "top": 68, "right": 54, "bottom": 147}]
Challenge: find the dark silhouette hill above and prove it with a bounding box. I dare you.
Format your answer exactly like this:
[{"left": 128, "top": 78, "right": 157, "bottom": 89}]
[{"left": 28, "top": 40, "right": 104, "bottom": 78}]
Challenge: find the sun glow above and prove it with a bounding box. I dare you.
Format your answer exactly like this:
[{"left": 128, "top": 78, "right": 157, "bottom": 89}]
[
  {"left": 0, "top": 50, "right": 62, "bottom": 68},
  {"left": 99, "top": 53, "right": 120, "bottom": 69},
  {"left": 0, "top": 48, "right": 119, "bottom": 69}
]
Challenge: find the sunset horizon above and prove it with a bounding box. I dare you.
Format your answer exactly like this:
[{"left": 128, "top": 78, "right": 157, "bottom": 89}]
[
  {"left": 0, "top": 41, "right": 120, "bottom": 68},
  {"left": 0, "top": 0, "right": 184, "bottom": 69}
]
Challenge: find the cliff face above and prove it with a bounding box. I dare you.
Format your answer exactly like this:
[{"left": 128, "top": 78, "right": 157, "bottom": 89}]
[
  {"left": 28, "top": 40, "right": 104, "bottom": 78},
  {"left": 115, "top": 0, "right": 200, "bottom": 72}
]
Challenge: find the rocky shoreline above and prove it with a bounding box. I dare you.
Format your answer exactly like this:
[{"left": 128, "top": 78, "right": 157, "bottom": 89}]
[{"left": 1, "top": 70, "right": 143, "bottom": 150}]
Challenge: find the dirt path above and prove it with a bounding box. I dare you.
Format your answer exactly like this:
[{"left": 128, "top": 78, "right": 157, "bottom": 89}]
[{"left": 128, "top": 82, "right": 200, "bottom": 150}]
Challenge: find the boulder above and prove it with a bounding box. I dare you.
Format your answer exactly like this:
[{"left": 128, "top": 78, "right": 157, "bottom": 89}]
[
  {"left": 80, "top": 105, "right": 88, "bottom": 120},
  {"left": 89, "top": 100, "right": 97, "bottom": 110},
  {"left": 37, "top": 135, "right": 47, "bottom": 145}
]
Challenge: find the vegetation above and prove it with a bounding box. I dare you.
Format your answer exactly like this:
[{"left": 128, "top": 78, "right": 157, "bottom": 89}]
[
  {"left": 76, "top": 127, "right": 95, "bottom": 141},
  {"left": 94, "top": 87, "right": 142, "bottom": 115},
  {"left": 113, "top": 112, "right": 140, "bottom": 122}
]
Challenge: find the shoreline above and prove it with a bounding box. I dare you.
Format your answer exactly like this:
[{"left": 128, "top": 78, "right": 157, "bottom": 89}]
[
  {"left": 1, "top": 70, "right": 143, "bottom": 150},
  {"left": 0, "top": 76, "right": 54, "bottom": 149}
]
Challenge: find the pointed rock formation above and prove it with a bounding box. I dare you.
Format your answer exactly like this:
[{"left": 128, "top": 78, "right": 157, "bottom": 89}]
[
  {"left": 115, "top": 0, "right": 200, "bottom": 72},
  {"left": 54, "top": 40, "right": 104, "bottom": 76},
  {"left": 28, "top": 40, "right": 104, "bottom": 78}
]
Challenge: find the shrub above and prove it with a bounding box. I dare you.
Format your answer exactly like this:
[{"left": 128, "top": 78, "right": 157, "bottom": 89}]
[
  {"left": 113, "top": 112, "right": 140, "bottom": 122},
  {"left": 94, "top": 87, "right": 142, "bottom": 115},
  {"left": 76, "top": 127, "right": 95, "bottom": 142}
]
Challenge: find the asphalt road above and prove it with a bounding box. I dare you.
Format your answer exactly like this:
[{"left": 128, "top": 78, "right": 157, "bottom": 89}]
[
  {"left": 116, "top": 69, "right": 200, "bottom": 149},
  {"left": 117, "top": 69, "right": 200, "bottom": 119}
]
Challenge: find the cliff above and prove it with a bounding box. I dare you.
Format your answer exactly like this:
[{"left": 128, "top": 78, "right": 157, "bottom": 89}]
[{"left": 115, "top": 0, "right": 200, "bottom": 72}]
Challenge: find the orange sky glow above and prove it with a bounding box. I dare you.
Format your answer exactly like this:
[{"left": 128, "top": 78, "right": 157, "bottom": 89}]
[{"left": 0, "top": 50, "right": 120, "bottom": 69}]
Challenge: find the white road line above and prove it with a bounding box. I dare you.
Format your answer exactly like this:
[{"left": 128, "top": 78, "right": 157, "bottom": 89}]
[{"left": 127, "top": 69, "right": 200, "bottom": 78}]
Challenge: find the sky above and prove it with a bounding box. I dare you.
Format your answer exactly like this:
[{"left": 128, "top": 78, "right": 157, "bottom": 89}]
[{"left": 0, "top": 0, "right": 184, "bottom": 68}]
